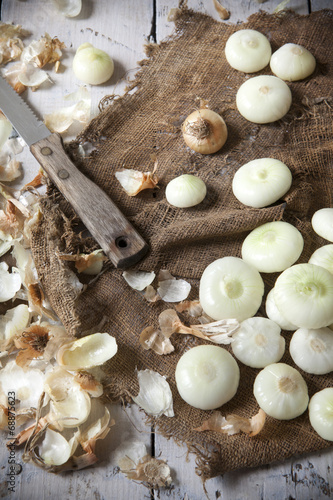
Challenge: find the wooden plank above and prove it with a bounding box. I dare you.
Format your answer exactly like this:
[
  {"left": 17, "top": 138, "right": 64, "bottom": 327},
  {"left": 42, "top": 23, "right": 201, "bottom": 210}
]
[
  {"left": 311, "top": 0, "right": 333, "bottom": 9},
  {"left": 1, "top": 404, "right": 154, "bottom": 500},
  {"left": 156, "top": 0, "right": 310, "bottom": 42}
]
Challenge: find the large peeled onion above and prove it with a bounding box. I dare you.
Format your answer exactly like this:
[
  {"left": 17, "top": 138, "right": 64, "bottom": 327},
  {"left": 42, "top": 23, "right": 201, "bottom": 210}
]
[
  {"left": 236, "top": 75, "right": 292, "bottom": 124},
  {"left": 199, "top": 256, "right": 264, "bottom": 322},
  {"left": 175, "top": 345, "right": 240, "bottom": 410}
]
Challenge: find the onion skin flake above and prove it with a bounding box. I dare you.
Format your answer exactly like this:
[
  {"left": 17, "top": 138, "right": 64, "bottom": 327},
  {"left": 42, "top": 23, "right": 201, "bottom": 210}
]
[{"left": 194, "top": 408, "right": 266, "bottom": 436}]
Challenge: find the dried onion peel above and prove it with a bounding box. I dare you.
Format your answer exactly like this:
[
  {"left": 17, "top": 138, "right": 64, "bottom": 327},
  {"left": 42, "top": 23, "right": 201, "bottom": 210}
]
[
  {"left": 56, "top": 332, "right": 117, "bottom": 371},
  {"left": 182, "top": 108, "right": 227, "bottom": 154}
]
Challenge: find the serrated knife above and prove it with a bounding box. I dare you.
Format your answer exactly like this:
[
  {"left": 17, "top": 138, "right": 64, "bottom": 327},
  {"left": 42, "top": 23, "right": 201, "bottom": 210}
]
[{"left": 0, "top": 76, "right": 149, "bottom": 268}]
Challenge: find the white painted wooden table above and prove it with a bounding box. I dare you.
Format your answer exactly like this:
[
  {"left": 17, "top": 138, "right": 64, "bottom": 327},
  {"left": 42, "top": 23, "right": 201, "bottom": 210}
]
[{"left": 1, "top": 1, "right": 332, "bottom": 499}]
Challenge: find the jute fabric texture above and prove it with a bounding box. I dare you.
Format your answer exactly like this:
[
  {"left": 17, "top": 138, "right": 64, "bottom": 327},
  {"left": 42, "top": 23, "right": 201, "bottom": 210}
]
[{"left": 31, "top": 6, "right": 333, "bottom": 479}]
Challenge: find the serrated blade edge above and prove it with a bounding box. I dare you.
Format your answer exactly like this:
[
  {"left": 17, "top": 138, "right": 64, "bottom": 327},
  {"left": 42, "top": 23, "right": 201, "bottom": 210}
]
[{"left": 0, "top": 75, "right": 50, "bottom": 146}]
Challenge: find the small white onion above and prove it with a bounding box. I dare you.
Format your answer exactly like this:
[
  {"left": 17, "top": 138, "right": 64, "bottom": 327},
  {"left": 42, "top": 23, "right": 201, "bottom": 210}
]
[
  {"left": 175, "top": 345, "right": 240, "bottom": 410},
  {"left": 73, "top": 43, "right": 114, "bottom": 85},
  {"left": 274, "top": 263, "right": 333, "bottom": 329},
  {"left": 79, "top": 250, "right": 105, "bottom": 275},
  {"left": 165, "top": 174, "right": 206, "bottom": 208},
  {"left": 309, "top": 388, "right": 333, "bottom": 441},
  {"left": 270, "top": 43, "right": 316, "bottom": 81},
  {"left": 199, "top": 256, "right": 264, "bottom": 322},
  {"left": 56, "top": 332, "right": 117, "bottom": 370},
  {"left": 253, "top": 363, "right": 309, "bottom": 420},
  {"left": 231, "top": 317, "right": 285, "bottom": 368},
  {"left": 265, "top": 288, "right": 297, "bottom": 331},
  {"left": 225, "top": 29, "right": 272, "bottom": 73},
  {"left": 289, "top": 327, "right": 333, "bottom": 375},
  {"left": 236, "top": 75, "right": 292, "bottom": 124},
  {"left": 309, "top": 245, "right": 333, "bottom": 274},
  {"left": 241, "top": 221, "right": 304, "bottom": 273},
  {"left": 232, "top": 158, "right": 292, "bottom": 208},
  {"left": 311, "top": 208, "right": 333, "bottom": 242}
]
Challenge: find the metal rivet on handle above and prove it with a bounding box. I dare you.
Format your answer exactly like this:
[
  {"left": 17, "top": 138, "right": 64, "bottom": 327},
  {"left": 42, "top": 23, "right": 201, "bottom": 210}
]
[
  {"left": 58, "top": 169, "right": 69, "bottom": 179},
  {"left": 41, "top": 146, "right": 52, "bottom": 156}
]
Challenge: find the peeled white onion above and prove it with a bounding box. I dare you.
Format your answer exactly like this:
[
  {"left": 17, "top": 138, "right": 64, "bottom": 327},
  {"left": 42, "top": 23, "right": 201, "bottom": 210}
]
[
  {"left": 253, "top": 363, "right": 309, "bottom": 420},
  {"left": 165, "top": 174, "right": 207, "bottom": 208},
  {"left": 309, "top": 245, "right": 333, "bottom": 274},
  {"left": 175, "top": 345, "right": 240, "bottom": 410},
  {"left": 265, "top": 288, "right": 297, "bottom": 331},
  {"left": 311, "top": 208, "right": 333, "bottom": 242},
  {"left": 199, "top": 256, "right": 264, "bottom": 322},
  {"left": 309, "top": 388, "right": 333, "bottom": 441},
  {"left": 225, "top": 29, "right": 272, "bottom": 73},
  {"left": 274, "top": 263, "right": 333, "bottom": 329},
  {"left": 270, "top": 43, "right": 316, "bottom": 81},
  {"left": 236, "top": 75, "right": 292, "bottom": 124},
  {"left": 232, "top": 158, "right": 292, "bottom": 208},
  {"left": 231, "top": 317, "right": 285, "bottom": 368},
  {"left": 289, "top": 327, "right": 333, "bottom": 374},
  {"left": 241, "top": 221, "right": 304, "bottom": 273},
  {"left": 73, "top": 43, "right": 114, "bottom": 85}
]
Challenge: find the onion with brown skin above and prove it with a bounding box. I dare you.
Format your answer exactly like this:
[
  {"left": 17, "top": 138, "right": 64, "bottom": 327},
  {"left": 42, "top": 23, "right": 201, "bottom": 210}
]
[{"left": 182, "top": 108, "right": 228, "bottom": 154}]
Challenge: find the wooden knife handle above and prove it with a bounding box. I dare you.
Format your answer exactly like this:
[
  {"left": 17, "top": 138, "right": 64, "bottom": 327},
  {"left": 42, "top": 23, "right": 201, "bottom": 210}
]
[{"left": 30, "top": 133, "right": 149, "bottom": 269}]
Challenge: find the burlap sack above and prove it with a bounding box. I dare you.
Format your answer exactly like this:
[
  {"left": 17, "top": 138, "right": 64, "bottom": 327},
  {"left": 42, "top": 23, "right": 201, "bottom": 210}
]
[{"left": 31, "top": 5, "right": 333, "bottom": 479}]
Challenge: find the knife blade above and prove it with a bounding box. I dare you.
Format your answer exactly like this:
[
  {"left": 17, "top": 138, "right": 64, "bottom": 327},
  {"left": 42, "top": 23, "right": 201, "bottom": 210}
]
[{"left": 0, "top": 76, "right": 149, "bottom": 269}]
